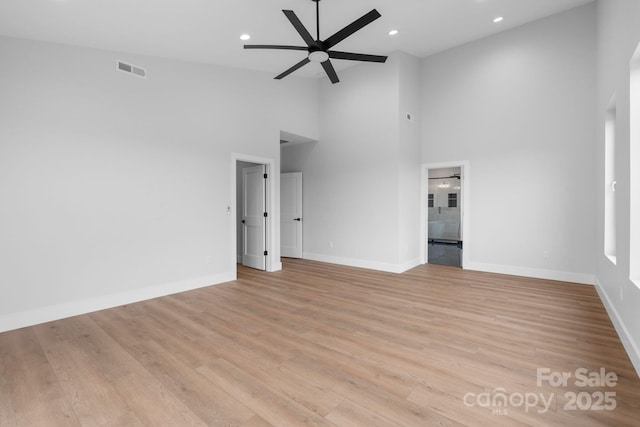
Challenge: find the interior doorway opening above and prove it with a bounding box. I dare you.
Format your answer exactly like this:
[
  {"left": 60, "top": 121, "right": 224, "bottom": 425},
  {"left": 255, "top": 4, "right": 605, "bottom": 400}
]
[
  {"left": 280, "top": 129, "right": 317, "bottom": 263},
  {"left": 421, "top": 161, "right": 470, "bottom": 269},
  {"left": 236, "top": 161, "right": 266, "bottom": 270},
  {"left": 428, "top": 167, "right": 463, "bottom": 267},
  {"left": 231, "top": 153, "right": 279, "bottom": 277},
  {"left": 280, "top": 172, "right": 303, "bottom": 259}
]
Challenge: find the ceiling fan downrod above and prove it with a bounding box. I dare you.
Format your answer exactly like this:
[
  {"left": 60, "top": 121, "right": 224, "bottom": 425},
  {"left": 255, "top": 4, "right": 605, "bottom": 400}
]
[{"left": 314, "top": 0, "right": 320, "bottom": 41}]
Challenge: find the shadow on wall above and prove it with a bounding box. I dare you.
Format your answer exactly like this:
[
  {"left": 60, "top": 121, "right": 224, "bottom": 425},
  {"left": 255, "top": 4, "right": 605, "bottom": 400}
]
[{"left": 280, "top": 130, "right": 317, "bottom": 173}]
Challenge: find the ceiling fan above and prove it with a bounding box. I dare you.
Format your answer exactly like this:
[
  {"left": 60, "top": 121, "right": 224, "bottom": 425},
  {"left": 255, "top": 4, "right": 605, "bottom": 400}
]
[{"left": 244, "top": 0, "right": 388, "bottom": 84}]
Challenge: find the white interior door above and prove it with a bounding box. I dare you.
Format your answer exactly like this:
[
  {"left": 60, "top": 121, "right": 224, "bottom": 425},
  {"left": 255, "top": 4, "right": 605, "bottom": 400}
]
[
  {"left": 242, "top": 165, "right": 266, "bottom": 270},
  {"left": 280, "top": 172, "right": 303, "bottom": 258}
]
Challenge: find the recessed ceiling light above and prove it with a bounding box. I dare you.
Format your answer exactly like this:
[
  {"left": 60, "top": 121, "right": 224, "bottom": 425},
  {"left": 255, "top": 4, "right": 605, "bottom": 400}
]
[
  {"left": 388, "top": 29, "right": 399, "bottom": 36},
  {"left": 240, "top": 34, "right": 251, "bottom": 41},
  {"left": 493, "top": 17, "right": 504, "bottom": 23}
]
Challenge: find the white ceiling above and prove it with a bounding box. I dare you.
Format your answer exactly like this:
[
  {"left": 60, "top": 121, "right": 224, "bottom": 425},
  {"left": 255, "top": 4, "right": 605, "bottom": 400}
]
[{"left": 0, "top": 0, "right": 594, "bottom": 79}]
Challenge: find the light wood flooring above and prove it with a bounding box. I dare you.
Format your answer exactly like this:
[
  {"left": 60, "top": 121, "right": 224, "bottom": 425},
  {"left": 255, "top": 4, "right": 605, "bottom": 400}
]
[{"left": 1, "top": 259, "right": 639, "bottom": 426}]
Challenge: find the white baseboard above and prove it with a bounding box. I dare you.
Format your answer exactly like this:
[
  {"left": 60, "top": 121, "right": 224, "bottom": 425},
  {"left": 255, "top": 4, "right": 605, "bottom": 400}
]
[
  {"left": 465, "top": 261, "right": 595, "bottom": 285},
  {"left": 303, "top": 252, "right": 420, "bottom": 274},
  {"left": 594, "top": 279, "right": 640, "bottom": 378},
  {"left": 398, "top": 257, "right": 422, "bottom": 273},
  {"left": 0, "top": 271, "right": 235, "bottom": 334},
  {"left": 270, "top": 261, "right": 283, "bottom": 272}
]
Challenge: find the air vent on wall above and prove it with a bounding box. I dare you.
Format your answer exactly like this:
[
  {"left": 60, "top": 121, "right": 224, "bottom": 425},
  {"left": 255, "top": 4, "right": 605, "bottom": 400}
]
[{"left": 117, "top": 60, "right": 146, "bottom": 78}]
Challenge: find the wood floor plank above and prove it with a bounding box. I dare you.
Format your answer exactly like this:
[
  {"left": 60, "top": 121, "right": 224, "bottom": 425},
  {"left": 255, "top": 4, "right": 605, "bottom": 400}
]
[
  {"left": 325, "top": 400, "right": 404, "bottom": 427},
  {"left": 241, "top": 415, "right": 273, "bottom": 427},
  {"left": 0, "top": 328, "right": 79, "bottom": 427},
  {"left": 282, "top": 352, "right": 464, "bottom": 426},
  {"left": 184, "top": 293, "right": 419, "bottom": 399},
  {"left": 112, "top": 372, "right": 209, "bottom": 427},
  {"left": 406, "top": 386, "right": 529, "bottom": 427},
  {"left": 34, "top": 326, "right": 144, "bottom": 426},
  {"left": 1, "top": 259, "right": 639, "bottom": 426},
  {"left": 206, "top": 343, "right": 344, "bottom": 417},
  {"left": 197, "top": 358, "right": 335, "bottom": 426},
  {"left": 116, "top": 337, "right": 255, "bottom": 426}
]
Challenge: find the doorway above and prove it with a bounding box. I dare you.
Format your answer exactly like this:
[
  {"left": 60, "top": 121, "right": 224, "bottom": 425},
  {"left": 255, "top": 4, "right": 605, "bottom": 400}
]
[
  {"left": 280, "top": 172, "right": 303, "bottom": 258},
  {"left": 428, "top": 167, "right": 462, "bottom": 267},
  {"left": 237, "top": 161, "right": 267, "bottom": 270},
  {"left": 231, "top": 154, "right": 279, "bottom": 275},
  {"left": 421, "top": 161, "right": 470, "bottom": 268}
]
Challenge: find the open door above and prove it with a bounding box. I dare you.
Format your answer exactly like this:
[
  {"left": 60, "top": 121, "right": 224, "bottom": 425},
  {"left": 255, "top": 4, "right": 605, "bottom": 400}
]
[
  {"left": 242, "top": 164, "right": 267, "bottom": 270},
  {"left": 281, "top": 172, "right": 303, "bottom": 258}
]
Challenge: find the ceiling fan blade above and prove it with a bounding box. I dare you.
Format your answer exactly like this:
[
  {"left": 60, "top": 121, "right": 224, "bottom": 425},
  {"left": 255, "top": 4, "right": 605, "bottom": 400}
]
[
  {"left": 329, "top": 51, "right": 388, "bottom": 63},
  {"left": 244, "top": 45, "right": 308, "bottom": 51},
  {"left": 323, "top": 9, "right": 382, "bottom": 49},
  {"left": 275, "top": 57, "right": 311, "bottom": 80},
  {"left": 321, "top": 60, "right": 340, "bottom": 84},
  {"left": 283, "top": 10, "right": 316, "bottom": 47}
]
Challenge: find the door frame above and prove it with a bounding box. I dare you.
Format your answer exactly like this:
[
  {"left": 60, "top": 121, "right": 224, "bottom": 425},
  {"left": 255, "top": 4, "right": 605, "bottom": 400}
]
[
  {"left": 241, "top": 163, "right": 267, "bottom": 270},
  {"left": 231, "top": 153, "right": 281, "bottom": 277},
  {"left": 420, "top": 160, "right": 471, "bottom": 268},
  {"left": 280, "top": 172, "right": 303, "bottom": 259}
]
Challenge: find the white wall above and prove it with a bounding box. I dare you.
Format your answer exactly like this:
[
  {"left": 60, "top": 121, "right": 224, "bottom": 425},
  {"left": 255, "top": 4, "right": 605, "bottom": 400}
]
[
  {"left": 299, "top": 53, "right": 421, "bottom": 272},
  {"left": 594, "top": 0, "right": 640, "bottom": 375},
  {"left": 304, "top": 56, "right": 398, "bottom": 268},
  {"left": 281, "top": 142, "right": 316, "bottom": 174},
  {"left": 397, "top": 52, "right": 422, "bottom": 267},
  {"left": 421, "top": 4, "right": 597, "bottom": 283},
  {"left": 0, "top": 36, "right": 318, "bottom": 331}
]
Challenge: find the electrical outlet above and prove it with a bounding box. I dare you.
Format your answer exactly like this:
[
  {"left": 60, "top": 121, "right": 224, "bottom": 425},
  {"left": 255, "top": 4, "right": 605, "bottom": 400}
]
[
  {"left": 329, "top": 241, "right": 334, "bottom": 248},
  {"left": 543, "top": 251, "right": 550, "bottom": 259}
]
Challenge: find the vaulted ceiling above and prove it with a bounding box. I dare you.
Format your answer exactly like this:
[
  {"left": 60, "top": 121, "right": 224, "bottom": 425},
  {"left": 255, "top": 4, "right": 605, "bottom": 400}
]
[{"left": 0, "top": 0, "right": 594, "bottom": 78}]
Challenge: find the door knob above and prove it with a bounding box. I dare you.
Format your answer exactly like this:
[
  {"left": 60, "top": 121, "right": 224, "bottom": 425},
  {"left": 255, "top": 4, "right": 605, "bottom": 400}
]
[{"left": 294, "top": 218, "right": 302, "bottom": 221}]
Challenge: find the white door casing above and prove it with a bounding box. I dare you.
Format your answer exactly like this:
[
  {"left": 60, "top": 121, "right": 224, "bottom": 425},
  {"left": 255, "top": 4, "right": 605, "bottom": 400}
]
[
  {"left": 242, "top": 164, "right": 266, "bottom": 270},
  {"left": 420, "top": 161, "right": 471, "bottom": 269},
  {"left": 281, "top": 172, "right": 303, "bottom": 258}
]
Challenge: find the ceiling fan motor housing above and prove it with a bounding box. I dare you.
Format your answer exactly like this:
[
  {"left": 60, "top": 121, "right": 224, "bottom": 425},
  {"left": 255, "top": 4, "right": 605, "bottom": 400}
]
[{"left": 308, "top": 50, "right": 329, "bottom": 63}]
